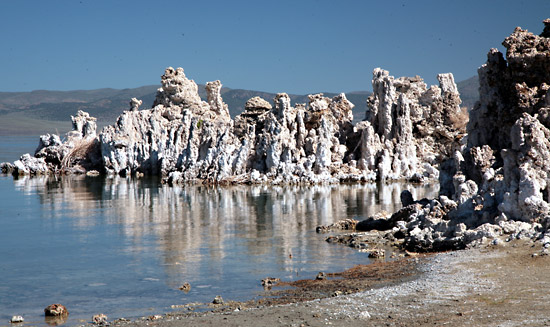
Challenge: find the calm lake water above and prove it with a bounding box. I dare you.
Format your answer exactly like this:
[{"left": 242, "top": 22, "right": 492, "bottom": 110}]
[{"left": 0, "top": 136, "right": 438, "bottom": 326}]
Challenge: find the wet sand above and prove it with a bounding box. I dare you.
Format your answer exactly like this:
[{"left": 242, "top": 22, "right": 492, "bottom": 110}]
[{"left": 105, "top": 239, "right": 550, "bottom": 327}]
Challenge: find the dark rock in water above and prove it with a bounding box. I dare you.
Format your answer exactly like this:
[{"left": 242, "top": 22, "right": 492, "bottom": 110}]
[
  {"left": 261, "top": 277, "right": 280, "bottom": 289},
  {"left": 178, "top": 282, "right": 191, "bottom": 292},
  {"left": 400, "top": 190, "right": 415, "bottom": 207},
  {"left": 368, "top": 249, "right": 385, "bottom": 258},
  {"left": 44, "top": 304, "right": 68, "bottom": 317},
  {"left": 355, "top": 217, "right": 392, "bottom": 232}
]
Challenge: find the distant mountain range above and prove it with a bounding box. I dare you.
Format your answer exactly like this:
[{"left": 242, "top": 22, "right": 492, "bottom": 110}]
[
  {"left": 0, "top": 76, "right": 479, "bottom": 135},
  {"left": 0, "top": 85, "right": 371, "bottom": 124}
]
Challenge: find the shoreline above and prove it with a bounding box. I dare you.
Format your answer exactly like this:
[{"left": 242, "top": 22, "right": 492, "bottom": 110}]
[{"left": 100, "top": 240, "right": 548, "bottom": 327}]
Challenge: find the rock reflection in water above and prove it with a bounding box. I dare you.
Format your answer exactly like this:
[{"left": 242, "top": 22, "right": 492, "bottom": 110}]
[
  {"left": 16, "top": 175, "right": 436, "bottom": 272},
  {"left": 8, "top": 175, "right": 437, "bottom": 317}
]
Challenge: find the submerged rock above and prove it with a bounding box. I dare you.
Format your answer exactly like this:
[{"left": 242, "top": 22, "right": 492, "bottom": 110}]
[{"left": 179, "top": 282, "right": 191, "bottom": 292}]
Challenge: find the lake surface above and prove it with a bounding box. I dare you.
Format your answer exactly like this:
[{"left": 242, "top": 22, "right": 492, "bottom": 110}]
[{"left": 0, "top": 136, "right": 438, "bottom": 326}]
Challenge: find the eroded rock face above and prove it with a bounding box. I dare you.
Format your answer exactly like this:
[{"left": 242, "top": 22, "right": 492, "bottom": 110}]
[
  {"left": 355, "top": 19, "right": 550, "bottom": 252},
  {"left": 453, "top": 20, "right": 550, "bottom": 224},
  {"left": 12, "top": 153, "right": 49, "bottom": 175},
  {"left": 153, "top": 67, "right": 204, "bottom": 109},
  {"left": 433, "top": 19, "right": 550, "bottom": 248},
  {"left": 205, "top": 80, "right": 230, "bottom": 118},
  {"left": 71, "top": 110, "right": 97, "bottom": 139},
  {"left": 2, "top": 67, "right": 463, "bottom": 184},
  {"left": 4, "top": 109, "right": 101, "bottom": 175},
  {"left": 230, "top": 92, "right": 356, "bottom": 184},
  {"left": 356, "top": 69, "right": 465, "bottom": 181}
]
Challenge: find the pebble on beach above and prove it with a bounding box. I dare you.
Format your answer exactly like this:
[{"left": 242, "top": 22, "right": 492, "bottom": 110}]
[
  {"left": 316, "top": 272, "right": 327, "bottom": 280},
  {"left": 212, "top": 295, "right": 224, "bottom": 305},
  {"left": 92, "top": 314, "right": 108, "bottom": 325}
]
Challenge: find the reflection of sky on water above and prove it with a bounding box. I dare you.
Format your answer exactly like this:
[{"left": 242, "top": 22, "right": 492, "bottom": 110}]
[{"left": 1, "top": 174, "right": 437, "bottom": 325}]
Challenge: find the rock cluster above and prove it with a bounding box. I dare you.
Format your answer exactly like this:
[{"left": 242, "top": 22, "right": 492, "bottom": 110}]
[
  {"left": 100, "top": 68, "right": 236, "bottom": 180},
  {"left": 354, "top": 69, "right": 464, "bottom": 181},
  {"left": 1, "top": 110, "right": 101, "bottom": 175},
  {"left": 356, "top": 19, "right": 550, "bottom": 251},
  {"left": 92, "top": 314, "right": 108, "bottom": 325},
  {"left": 1, "top": 66, "right": 465, "bottom": 185}
]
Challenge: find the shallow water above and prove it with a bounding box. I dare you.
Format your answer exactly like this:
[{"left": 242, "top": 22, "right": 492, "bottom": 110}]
[
  {"left": 0, "top": 137, "right": 438, "bottom": 326},
  {"left": 0, "top": 135, "right": 40, "bottom": 163}
]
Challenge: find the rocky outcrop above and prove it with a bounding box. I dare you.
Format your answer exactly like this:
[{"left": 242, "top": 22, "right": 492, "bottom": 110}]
[
  {"left": 12, "top": 153, "right": 49, "bottom": 175},
  {"left": 355, "top": 69, "right": 465, "bottom": 182},
  {"left": 2, "top": 64, "right": 464, "bottom": 184},
  {"left": 452, "top": 20, "right": 550, "bottom": 224},
  {"left": 1, "top": 110, "right": 101, "bottom": 175},
  {"left": 355, "top": 19, "right": 550, "bottom": 252},
  {"left": 100, "top": 68, "right": 239, "bottom": 181},
  {"left": 93, "top": 66, "right": 463, "bottom": 184}
]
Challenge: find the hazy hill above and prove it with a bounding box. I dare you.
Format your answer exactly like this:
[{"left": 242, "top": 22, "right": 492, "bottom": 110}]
[
  {"left": 0, "top": 76, "right": 478, "bottom": 136},
  {"left": 0, "top": 85, "right": 371, "bottom": 135},
  {"left": 0, "top": 85, "right": 159, "bottom": 122},
  {"left": 456, "top": 75, "right": 479, "bottom": 110}
]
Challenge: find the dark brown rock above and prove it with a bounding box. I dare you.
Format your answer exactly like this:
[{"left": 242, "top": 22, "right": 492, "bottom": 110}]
[{"left": 44, "top": 304, "right": 68, "bottom": 317}]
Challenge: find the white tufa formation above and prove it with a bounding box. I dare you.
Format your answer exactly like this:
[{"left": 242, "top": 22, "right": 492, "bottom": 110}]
[{"left": 3, "top": 66, "right": 464, "bottom": 185}]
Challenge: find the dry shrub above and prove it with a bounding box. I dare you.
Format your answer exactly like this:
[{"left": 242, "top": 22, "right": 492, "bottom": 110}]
[
  {"left": 60, "top": 138, "right": 97, "bottom": 170},
  {"left": 449, "top": 106, "right": 469, "bottom": 132}
]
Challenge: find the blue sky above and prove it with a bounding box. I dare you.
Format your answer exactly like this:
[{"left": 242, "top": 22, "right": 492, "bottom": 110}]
[{"left": 1, "top": 0, "right": 549, "bottom": 94}]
